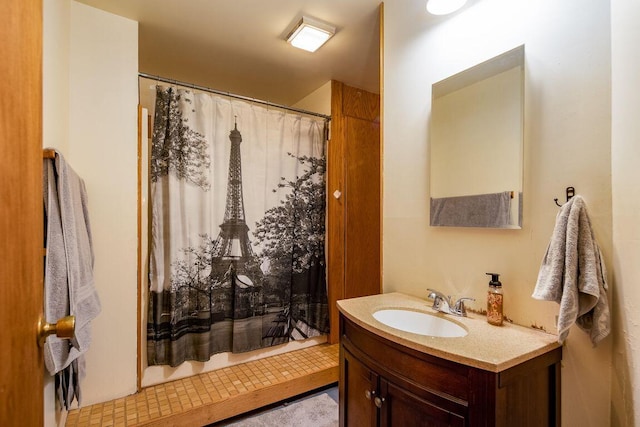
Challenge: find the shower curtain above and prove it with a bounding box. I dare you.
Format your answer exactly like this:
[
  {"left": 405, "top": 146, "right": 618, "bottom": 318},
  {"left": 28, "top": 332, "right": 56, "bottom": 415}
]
[{"left": 147, "top": 86, "right": 329, "bottom": 367}]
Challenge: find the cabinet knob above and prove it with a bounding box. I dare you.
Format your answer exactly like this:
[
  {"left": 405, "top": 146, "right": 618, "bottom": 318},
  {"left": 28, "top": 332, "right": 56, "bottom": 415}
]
[
  {"left": 365, "top": 389, "right": 375, "bottom": 400},
  {"left": 374, "top": 396, "right": 385, "bottom": 408}
]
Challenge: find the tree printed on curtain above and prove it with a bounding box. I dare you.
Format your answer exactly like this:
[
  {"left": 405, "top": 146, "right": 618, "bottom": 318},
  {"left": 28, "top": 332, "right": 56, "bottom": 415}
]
[
  {"left": 150, "top": 87, "right": 210, "bottom": 190},
  {"left": 147, "top": 86, "right": 329, "bottom": 367}
]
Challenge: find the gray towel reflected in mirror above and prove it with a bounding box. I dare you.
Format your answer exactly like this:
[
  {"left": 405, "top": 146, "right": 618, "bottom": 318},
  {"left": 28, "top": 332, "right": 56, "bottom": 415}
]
[{"left": 430, "top": 191, "right": 512, "bottom": 228}]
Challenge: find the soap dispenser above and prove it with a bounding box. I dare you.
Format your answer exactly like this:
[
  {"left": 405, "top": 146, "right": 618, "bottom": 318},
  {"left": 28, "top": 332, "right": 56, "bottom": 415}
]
[{"left": 486, "top": 273, "right": 503, "bottom": 326}]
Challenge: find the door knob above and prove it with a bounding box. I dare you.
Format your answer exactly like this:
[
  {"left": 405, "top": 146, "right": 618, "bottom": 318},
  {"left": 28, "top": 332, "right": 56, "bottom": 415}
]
[{"left": 38, "top": 315, "right": 75, "bottom": 347}]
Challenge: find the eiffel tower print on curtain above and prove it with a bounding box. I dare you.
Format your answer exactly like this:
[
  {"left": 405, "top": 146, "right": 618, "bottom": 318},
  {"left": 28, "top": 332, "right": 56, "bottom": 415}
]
[
  {"left": 148, "top": 85, "right": 330, "bottom": 366},
  {"left": 209, "top": 122, "right": 263, "bottom": 320}
]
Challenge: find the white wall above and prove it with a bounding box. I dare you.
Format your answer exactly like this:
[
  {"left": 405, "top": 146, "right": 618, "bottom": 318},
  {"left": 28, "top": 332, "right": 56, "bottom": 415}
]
[
  {"left": 292, "top": 81, "right": 332, "bottom": 116},
  {"left": 384, "top": 1, "right": 612, "bottom": 425},
  {"left": 43, "top": 0, "right": 139, "bottom": 416},
  {"left": 611, "top": 1, "right": 640, "bottom": 425},
  {"left": 68, "top": 1, "right": 139, "bottom": 406},
  {"left": 43, "top": 0, "right": 70, "bottom": 153}
]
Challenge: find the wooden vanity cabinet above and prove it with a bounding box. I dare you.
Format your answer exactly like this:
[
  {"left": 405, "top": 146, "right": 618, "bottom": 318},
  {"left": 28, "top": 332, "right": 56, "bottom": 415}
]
[{"left": 339, "top": 315, "right": 562, "bottom": 427}]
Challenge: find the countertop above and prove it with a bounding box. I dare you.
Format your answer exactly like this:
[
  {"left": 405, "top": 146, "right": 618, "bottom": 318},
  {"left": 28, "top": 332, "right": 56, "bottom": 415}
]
[{"left": 337, "top": 292, "right": 561, "bottom": 372}]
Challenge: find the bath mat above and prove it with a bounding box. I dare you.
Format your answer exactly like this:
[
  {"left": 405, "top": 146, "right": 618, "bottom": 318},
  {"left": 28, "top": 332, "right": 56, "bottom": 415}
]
[{"left": 223, "top": 391, "right": 338, "bottom": 427}]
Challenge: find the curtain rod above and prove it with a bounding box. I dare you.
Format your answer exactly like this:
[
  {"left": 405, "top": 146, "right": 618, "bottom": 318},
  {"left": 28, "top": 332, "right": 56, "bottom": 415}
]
[{"left": 138, "top": 72, "right": 331, "bottom": 121}]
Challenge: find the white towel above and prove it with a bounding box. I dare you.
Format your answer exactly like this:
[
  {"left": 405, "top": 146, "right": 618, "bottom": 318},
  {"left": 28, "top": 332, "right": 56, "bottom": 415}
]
[
  {"left": 532, "top": 195, "right": 610, "bottom": 346},
  {"left": 43, "top": 149, "right": 101, "bottom": 405}
]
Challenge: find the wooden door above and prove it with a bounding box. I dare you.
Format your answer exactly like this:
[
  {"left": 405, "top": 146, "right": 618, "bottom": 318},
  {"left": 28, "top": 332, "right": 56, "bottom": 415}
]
[
  {"left": 328, "top": 81, "right": 381, "bottom": 343},
  {"left": 0, "top": 0, "right": 44, "bottom": 425}
]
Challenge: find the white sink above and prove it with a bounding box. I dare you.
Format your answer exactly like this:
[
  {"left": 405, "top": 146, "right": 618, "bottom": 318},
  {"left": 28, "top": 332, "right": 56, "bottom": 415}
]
[{"left": 372, "top": 309, "right": 468, "bottom": 338}]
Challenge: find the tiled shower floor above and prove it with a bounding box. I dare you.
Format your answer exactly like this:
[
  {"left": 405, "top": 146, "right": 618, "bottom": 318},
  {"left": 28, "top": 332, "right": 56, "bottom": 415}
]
[{"left": 65, "top": 344, "right": 339, "bottom": 427}]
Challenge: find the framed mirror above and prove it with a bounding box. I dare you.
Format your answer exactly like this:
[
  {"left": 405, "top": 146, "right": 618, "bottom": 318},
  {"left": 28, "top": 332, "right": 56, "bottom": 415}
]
[{"left": 430, "top": 45, "right": 524, "bottom": 229}]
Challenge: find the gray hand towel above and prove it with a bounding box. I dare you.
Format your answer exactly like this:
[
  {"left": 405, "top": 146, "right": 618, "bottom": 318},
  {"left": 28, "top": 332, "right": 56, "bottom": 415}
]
[
  {"left": 430, "top": 191, "right": 512, "bottom": 227},
  {"left": 532, "top": 195, "right": 610, "bottom": 346}
]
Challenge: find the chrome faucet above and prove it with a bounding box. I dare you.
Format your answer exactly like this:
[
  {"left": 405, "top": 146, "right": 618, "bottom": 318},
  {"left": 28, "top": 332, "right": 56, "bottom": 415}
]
[
  {"left": 427, "top": 289, "right": 475, "bottom": 317},
  {"left": 451, "top": 297, "right": 475, "bottom": 316},
  {"left": 427, "top": 289, "right": 452, "bottom": 313}
]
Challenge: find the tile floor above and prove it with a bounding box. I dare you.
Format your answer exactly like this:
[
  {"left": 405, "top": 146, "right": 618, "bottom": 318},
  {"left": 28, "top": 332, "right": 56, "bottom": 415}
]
[{"left": 65, "top": 344, "right": 338, "bottom": 427}]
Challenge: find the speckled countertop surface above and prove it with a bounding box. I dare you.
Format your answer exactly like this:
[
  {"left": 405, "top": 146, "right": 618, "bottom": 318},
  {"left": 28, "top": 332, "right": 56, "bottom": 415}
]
[{"left": 337, "top": 292, "right": 561, "bottom": 373}]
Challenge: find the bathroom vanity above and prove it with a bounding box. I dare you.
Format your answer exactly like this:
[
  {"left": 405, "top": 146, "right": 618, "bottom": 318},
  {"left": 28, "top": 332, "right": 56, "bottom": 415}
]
[{"left": 337, "top": 293, "right": 562, "bottom": 427}]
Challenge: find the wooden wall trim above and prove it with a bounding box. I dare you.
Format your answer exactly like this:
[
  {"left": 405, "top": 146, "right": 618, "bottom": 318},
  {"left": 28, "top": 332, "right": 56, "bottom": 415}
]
[
  {"left": 137, "top": 105, "right": 143, "bottom": 392},
  {"left": 328, "top": 81, "right": 346, "bottom": 344}
]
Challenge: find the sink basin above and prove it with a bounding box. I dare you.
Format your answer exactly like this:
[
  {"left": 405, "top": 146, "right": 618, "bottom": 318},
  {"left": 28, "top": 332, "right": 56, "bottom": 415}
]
[{"left": 372, "top": 309, "right": 468, "bottom": 338}]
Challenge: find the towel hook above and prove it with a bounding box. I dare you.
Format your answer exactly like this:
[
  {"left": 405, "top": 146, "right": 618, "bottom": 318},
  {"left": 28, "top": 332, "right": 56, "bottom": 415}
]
[{"left": 554, "top": 186, "right": 575, "bottom": 207}]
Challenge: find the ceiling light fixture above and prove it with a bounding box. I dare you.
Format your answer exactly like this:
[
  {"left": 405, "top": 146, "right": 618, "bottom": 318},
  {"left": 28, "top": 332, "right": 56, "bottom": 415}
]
[
  {"left": 426, "top": 0, "right": 467, "bottom": 15},
  {"left": 286, "top": 16, "right": 336, "bottom": 53}
]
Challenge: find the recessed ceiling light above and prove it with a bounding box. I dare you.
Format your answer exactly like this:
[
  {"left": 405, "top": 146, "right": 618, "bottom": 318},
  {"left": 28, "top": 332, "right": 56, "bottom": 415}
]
[
  {"left": 426, "top": 0, "right": 467, "bottom": 15},
  {"left": 286, "top": 16, "right": 336, "bottom": 53}
]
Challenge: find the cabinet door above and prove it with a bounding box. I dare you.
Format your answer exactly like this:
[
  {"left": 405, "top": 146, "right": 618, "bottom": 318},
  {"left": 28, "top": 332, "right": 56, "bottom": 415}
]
[
  {"left": 379, "top": 379, "right": 466, "bottom": 427},
  {"left": 342, "top": 349, "right": 378, "bottom": 426}
]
